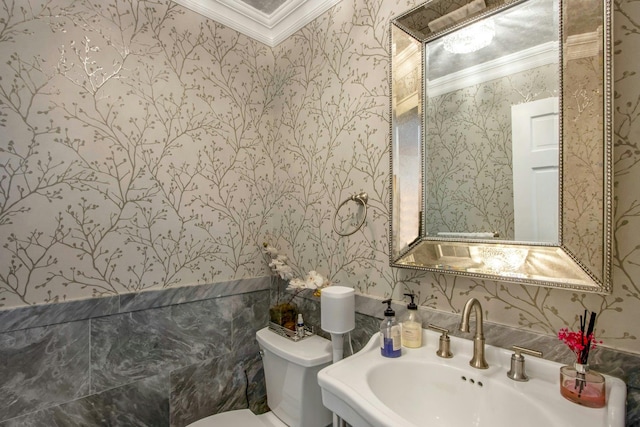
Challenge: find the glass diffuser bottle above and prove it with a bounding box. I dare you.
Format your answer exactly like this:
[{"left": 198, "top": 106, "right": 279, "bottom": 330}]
[
  {"left": 557, "top": 310, "right": 606, "bottom": 408},
  {"left": 559, "top": 363, "right": 606, "bottom": 408}
]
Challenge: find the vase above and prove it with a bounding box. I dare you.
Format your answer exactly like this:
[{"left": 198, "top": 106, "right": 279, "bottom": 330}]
[
  {"left": 559, "top": 363, "right": 606, "bottom": 408},
  {"left": 269, "top": 302, "right": 298, "bottom": 331}
]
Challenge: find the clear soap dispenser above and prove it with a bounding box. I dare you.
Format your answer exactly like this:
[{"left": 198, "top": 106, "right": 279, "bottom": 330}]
[
  {"left": 380, "top": 299, "right": 401, "bottom": 358},
  {"left": 400, "top": 293, "right": 422, "bottom": 348}
]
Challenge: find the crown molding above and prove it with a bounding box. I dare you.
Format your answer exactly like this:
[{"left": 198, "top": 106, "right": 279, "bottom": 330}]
[
  {"left": 172, "top": 0, "right": 341, "bottom": 47},
  {"left": 427, "top": 41, "right": 559, "bottom": 97}
]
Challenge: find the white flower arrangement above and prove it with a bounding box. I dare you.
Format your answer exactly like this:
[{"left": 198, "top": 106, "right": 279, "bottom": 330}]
[
  {"left": 287, "top": 270, "right": 328, "bottom": 291},
  {"left": 262, "top": 243, "right": 330, "bottom": 300}
]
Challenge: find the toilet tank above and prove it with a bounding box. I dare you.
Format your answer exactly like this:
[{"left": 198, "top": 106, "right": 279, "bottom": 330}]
[{"left": 256, "top": 327, "right": 333, "bottom": 427}]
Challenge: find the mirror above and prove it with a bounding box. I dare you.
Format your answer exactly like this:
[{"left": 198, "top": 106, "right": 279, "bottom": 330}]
[{"left": 390, "top": 0, "right": 612, "bottom": 292}]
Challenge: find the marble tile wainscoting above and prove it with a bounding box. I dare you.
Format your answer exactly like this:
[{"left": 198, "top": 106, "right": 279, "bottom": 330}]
[
  {"left": 3, "top": 279, "right": 639, "bottom": 426},
  {"left": 0, "top": 278, "right": 271, "bottom": 427}
]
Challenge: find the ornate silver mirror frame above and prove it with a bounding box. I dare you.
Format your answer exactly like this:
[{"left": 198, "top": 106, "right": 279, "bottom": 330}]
[{"left": 389, "top": 0, "right": 612, "bottom": 293}]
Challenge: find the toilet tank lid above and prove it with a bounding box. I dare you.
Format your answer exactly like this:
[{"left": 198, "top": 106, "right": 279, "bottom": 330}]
[{"left": 256, "top": 327, "right": 332, "bottom": 367}]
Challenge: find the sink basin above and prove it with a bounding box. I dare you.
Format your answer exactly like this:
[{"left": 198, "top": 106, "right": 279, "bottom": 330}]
[
  {"left": 318, "top": 329, "right": 626, "bottom": 427},
  {"left": 367, "top": 360, "right": 557, "bottom": 426}
]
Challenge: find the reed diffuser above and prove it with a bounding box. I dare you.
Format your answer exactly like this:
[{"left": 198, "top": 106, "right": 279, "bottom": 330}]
[{"left": 558, "top": 310, "right": 606, "bottom": 408}]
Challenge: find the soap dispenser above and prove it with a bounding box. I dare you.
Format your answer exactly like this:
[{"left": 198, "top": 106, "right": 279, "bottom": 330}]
[
  {"left": 380, "top": 299, "right": 401, "bottom": 358},
  {"left": 400, "top": 293, "right": 422, "bottom": 348}
]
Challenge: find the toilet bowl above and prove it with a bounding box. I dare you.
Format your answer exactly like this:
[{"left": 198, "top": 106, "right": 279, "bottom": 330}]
[
  {"left": 185, "top": 327, "right": 333, "bottom": 427},
  {"left": 186, "top": 408, "right": 281, "bottom": 426}
]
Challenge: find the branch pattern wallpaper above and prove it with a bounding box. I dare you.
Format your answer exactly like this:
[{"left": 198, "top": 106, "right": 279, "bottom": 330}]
[{"left": 1, "top": 0, "right": 640, "bottom": 355}]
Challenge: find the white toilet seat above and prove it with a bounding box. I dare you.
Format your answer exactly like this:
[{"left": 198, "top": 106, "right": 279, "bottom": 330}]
[
  {"left": 255, "top": 411, "right": 287, "bottom": 427},
  {"left": 185, "top": 409, "right": 286, "bottom": 427}
]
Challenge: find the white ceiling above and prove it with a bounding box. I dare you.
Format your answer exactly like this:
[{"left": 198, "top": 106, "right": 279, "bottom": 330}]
[{"left": 172, "top": 0, "right": 341, "bottom": 47}]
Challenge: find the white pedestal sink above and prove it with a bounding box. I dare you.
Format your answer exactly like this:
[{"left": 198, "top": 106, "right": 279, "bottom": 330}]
[{"left": 318, "top": 329, "right": 626, "bottom": 427}]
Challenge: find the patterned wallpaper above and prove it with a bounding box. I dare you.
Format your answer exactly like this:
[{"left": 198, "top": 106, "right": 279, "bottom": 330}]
[
  {"left": 0, "top": 0, "right": 276, "bottom": 305},
  {"left": 1, "top": 0, "right": 640, "bottom": 355}
]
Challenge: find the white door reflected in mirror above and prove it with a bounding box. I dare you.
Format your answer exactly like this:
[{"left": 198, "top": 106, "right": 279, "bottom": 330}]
[{"left": 511, "top": 97, "right": 559, "bottom": 243}]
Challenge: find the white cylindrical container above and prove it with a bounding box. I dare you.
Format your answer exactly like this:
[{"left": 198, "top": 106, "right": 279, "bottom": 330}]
[{"left": 321, "top": 286, "right": 355, "bottom": 334}]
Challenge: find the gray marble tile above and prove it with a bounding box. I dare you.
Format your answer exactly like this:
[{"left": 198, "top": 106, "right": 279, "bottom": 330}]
[
  {"left": 628, "top": 387, "right": 640, "bottom": 427},
  {"left": 231, "top": 291, "right": 270, "bottom": 358},
  {"left": 269, "top": 276, "right": 285, "bottom": 305},
  {"left": 244, "top": 352, "right": 268, "bottom": 415},
  {"left": 91, "top": 297, "right": 234, "bottom": 393},
  {"left": 1, "top": 373, "right": 169, "bottom": 427},
  {"left": 351, "top": 312, "right": 381, "bottom": 354},
  {"left": 0, "top": 279, "right": 269, "bottom": 337},
  {"left": 0, "top": 320, "right": 90, "bottom": 421},
  {"left": 588, "top": 347, "right": 640, "bottom": 386},
  {"left": 171, "top": 297, "right": 235, "bottom": 360},
  {"left": 170, "top": 353, "right": 249, "bottom": 427},
  {"left": 294, "top": 293, "right": 323, "bottom": 331},
  {"left": 0, "top": 296, "right": 119, "bottom": 334},
  {"left": 354, "top": 293, "right": 402, "bottom": 319},
  {"left": 0, "top": 410, "right": 52, "bottom": 427},
  {"left": 119, "top": 277, "right": 270, "bottom": 313}
]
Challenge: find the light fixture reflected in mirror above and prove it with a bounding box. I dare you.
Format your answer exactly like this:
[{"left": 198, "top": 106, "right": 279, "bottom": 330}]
[
  {"left": 474, "top": 246, "right": 528, "bottom": 275},
  {"left": 443, "top": 19, "right": 495, "bottom": 54}
]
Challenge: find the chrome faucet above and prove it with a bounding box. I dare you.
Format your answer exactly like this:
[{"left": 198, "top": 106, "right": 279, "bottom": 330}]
[{"left": 459, "top": 297, "right": 489, "bottom": 369}]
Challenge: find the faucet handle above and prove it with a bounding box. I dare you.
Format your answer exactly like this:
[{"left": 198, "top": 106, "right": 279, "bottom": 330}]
[
  {"left": 507, "top": 345, "right": 543, "bottom": 382},
  {"left": 427, "top": 324, "right": 453, "bottom": 358}
]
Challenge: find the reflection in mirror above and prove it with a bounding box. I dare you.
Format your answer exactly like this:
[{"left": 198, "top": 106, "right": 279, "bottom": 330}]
[
  {"left": 392, "top": 25, "right": 422, "bottom": 254},
  {"left": 562, "top": 0, "right": 608, "bottom": 284},
  {"left": 389, "top": 0, "right": 612, "bottom": 292},
  {"left": 425, "top": 0, "right": 559, "bottom": 243}
]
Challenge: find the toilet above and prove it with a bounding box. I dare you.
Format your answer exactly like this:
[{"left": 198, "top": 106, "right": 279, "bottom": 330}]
[{"left": 186, "top": 327, "right": 334, "bottom": 427}]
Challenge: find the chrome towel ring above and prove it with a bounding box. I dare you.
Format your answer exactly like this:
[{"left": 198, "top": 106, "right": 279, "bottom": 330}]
[{"left": 332, "top": 192, "right": 368, "bottom": 236}]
